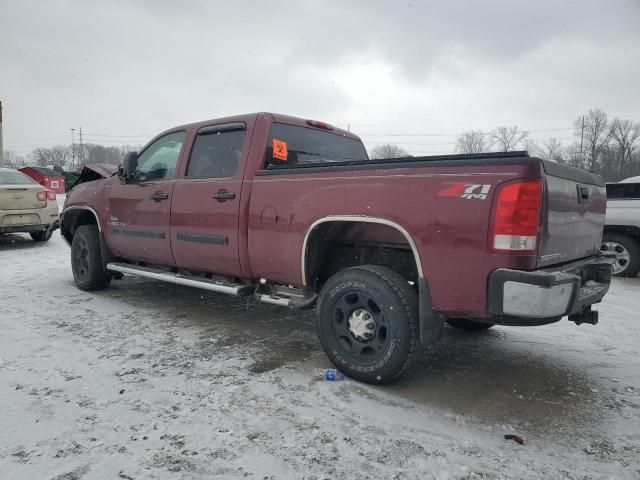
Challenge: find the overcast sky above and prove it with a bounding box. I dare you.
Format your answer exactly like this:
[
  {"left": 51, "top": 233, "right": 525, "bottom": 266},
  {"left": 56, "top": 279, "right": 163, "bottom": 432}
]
[{"left": 1, "top": 0, "right": 639, "bottom": 157}]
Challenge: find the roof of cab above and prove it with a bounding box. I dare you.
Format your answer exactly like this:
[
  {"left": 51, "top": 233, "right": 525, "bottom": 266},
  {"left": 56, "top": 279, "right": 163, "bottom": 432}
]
[{"left": 157, "top": 112, "right": 361, "bottom": 143}]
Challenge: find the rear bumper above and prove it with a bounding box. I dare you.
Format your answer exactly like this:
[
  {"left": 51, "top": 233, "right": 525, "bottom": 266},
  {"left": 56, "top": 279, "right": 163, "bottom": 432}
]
[
  {"left": 487, "top": 252, "right": 615, "bottom": 323},
  {"left": 0, "top": 220, "right": 59, "bottom": 235}
]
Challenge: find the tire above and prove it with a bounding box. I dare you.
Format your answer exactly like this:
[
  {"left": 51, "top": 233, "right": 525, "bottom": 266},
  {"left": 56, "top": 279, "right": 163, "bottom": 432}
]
[
  {"left": 71, "top": 224, "right": 112, "bottom": 291},
  {"left": 316, "top": 265, "right": 419, "bottom": 385},
  {"left": 602, "top": 232, "right": 640, "bottom": 277},
  {"left": 447, "top": 318, "right": 494, "bottom": 331},
  {"left": 30, "top": 228, "right": 53, "bottom": 242}
]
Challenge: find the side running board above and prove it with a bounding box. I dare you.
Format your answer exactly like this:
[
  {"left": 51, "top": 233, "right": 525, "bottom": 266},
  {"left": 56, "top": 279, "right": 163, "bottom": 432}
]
[
  {"left": 105, "top": 262, "right": 317, "bottom": 309},
  {"left": 106, "top": 263, "right": 255, "bottom": 297}
]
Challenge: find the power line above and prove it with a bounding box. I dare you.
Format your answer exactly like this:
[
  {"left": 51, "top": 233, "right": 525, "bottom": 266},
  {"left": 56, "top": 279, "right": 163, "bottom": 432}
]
[
  {"left": 83, "top": 133, "right": 151, "bottom": 138},
  {"left": 349, "top": 113, "right": 640, "bottom": 128},
  {"left": 357, "top": 127, "right": 575, "bottom": 137}
]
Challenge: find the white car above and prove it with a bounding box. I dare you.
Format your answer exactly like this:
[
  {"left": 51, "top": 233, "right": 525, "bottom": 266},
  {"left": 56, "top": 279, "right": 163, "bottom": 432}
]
[
  {"left": 0, "top": 168, "right": 60, "bottom": 242},
  {"left": 604, "top": 182, "right": 640, "bottom": 276}
]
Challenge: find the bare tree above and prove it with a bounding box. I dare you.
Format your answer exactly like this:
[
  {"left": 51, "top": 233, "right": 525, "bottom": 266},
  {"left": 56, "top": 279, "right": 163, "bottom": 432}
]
[
  {"left": 542, "top": 138, "right": 564, "bottom": 162},
  {"left": 490, "top": 126, "right": 529, "bottom": 152},
  {"left": 522, "top": 138, "right": 544, "bottom": 157},
  {"left": 564, "top": 143, "right": 585, "bottom": 169},
  {"left": 455, "top": 130, "right": 489, "bottom": 154},
  {"left": 609, "top": 119, "right": 640, "bottom": 178},
  {"left": 31, "top": 145, "right": 72, "bottom": 167},
  {"left": 369, "top": 144, "right": 409, "bottom": 159},
  {"left": 2, "top": 150, "right": 28, "bottom": 168},
  {"left": 574, "top": 108, "right": 611, "bottom": 172}
]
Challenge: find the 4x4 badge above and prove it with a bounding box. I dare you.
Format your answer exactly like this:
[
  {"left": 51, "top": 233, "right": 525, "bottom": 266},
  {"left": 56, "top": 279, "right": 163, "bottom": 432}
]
[{"left": 438, "top": 183, "right": 491, "bottom": 200}]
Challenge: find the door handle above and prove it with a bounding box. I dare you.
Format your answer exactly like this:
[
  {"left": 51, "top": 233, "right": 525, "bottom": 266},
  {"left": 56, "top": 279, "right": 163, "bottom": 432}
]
[
  {"left": 212, "top": 190, "right": 236, "bottom": 202},
  {"left": 150, "top": 191, "right": 169, "bottom": 202}
]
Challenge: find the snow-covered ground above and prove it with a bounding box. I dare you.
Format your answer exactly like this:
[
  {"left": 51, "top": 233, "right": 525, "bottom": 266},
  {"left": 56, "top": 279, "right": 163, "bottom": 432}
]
[{"left": 0, "top": 232, "right": 638, "bottom": 480}]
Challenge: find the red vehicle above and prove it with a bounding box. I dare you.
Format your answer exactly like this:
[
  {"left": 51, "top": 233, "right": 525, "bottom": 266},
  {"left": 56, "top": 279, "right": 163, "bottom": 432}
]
[
  {"left": 19, "top": 166, "right": 66, "bottom": 194},
  {"left": 61, "top": 113, "right": 615, "bottom": 384}
]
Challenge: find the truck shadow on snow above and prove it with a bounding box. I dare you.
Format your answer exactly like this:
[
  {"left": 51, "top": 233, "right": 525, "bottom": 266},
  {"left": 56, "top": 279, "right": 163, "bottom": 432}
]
[{"left": 102, "top": 276, "right": 609, "bottom": 434}]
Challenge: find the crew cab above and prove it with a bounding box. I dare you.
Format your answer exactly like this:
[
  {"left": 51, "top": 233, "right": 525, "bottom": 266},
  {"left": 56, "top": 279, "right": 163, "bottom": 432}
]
[{"left": 61, "top": 113, "right": 614, "bottom": 384}]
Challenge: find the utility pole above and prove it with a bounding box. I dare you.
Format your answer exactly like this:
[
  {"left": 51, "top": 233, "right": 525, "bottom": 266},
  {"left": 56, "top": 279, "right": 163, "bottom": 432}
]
[
  {"left": 78, "top": 127, "right": 84, "bottom": 166},
  {"left": 579, "top": 115, "right": 585, "bottom": 167},
  {"left": 70, "top": 128, "right": 76, "bottom": 171},
  {"left": 0, "top": 101, "right": 4, "bottom": 167}
]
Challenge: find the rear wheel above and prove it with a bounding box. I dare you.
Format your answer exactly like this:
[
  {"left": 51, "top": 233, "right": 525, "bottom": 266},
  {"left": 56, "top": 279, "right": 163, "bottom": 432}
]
[
  {"left": 71, "top": 225, "right": 112, "bottom": 291},
  {"left": 602, "top": 233, "right": 640, "bottom": 277},
  {"left": 30, "top": 228, "right": 53, "bottom": 242},
  {"left": 316, "top": 265, "right": 418, "bottom": 385},
  {"left": 447, "top": 318, "right": 495, "bottom": 331}
]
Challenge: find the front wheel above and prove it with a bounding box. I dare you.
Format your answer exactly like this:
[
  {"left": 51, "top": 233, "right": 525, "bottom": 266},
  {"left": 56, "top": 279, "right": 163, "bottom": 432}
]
[
  {"left": 71, "top": 225, "right": 112, "bottom": 291},
  {"left": 316, "top": 265, "right": 419, "bottom": 385}
]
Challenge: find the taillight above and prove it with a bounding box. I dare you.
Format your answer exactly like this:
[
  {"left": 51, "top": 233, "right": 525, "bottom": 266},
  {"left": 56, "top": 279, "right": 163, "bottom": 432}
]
[
  {"left": 489, "top": 179, "right": 542, "bottom": 253},
  {"left": 36, "top": 190, "right": 56, "bottom": 202}
]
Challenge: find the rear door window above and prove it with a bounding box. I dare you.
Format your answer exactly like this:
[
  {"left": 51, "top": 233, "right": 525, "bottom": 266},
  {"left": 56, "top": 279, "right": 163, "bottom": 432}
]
[
  {"left": 264, "top": 123, "right": 368, "bottom": 169},
  {"left": 186, "top": 124, "right": 246, "bottom": 178}
]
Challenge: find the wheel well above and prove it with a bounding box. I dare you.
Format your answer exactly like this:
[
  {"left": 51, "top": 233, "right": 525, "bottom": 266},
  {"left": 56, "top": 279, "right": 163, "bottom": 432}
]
[
  {"left": 61, "top": 209, "right": 99, "bottom": 244},
  {"left": 604, "top": 226, "right": 640, "bottom": 242},
  {"left": 304, "top": 220, "right": 420, "bottom": 290}
]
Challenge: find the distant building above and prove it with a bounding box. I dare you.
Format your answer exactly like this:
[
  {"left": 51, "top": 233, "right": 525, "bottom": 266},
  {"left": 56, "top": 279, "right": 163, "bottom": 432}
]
[{"left": 19, "top": 166, "right": 66, "bottom": 194}]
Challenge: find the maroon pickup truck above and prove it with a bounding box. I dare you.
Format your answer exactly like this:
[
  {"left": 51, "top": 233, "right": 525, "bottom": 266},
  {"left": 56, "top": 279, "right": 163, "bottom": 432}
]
[{"left": 61, "top": 112, "right": 615, "bottom": 384}]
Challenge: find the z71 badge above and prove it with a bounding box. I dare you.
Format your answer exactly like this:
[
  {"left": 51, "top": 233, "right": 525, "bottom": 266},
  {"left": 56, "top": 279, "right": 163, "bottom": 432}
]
[{"left": 438, "top": 183, "right": 492, "bottom": 200}]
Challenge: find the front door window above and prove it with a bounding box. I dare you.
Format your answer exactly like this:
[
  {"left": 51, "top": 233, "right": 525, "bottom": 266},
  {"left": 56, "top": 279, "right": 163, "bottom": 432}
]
[{"left": 135, "top": 131, "right": 186, "bottom": 181}]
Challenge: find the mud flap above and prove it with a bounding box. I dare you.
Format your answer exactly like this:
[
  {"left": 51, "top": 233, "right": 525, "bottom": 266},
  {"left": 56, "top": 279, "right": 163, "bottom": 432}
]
[
  {"left": 418, "top": 277, "right": 445, "bottom": 344},
  {"left": 99, "top": 231, "right": 116, "bottom": 276}
]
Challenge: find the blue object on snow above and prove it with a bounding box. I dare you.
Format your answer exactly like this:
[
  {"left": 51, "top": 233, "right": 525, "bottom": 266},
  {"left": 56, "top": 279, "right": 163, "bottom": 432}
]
[{"left": 325, "top": 369, "right": 345, "bottom": 381}]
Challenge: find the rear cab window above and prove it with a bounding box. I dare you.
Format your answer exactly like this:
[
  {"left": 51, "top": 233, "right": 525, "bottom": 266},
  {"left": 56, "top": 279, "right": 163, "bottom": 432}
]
[
  {"left": 0, "top": 170, "right": 38, "bottom": 185},
  {"left": 264, "top": 123, "right": 368, "bottom": 169}
]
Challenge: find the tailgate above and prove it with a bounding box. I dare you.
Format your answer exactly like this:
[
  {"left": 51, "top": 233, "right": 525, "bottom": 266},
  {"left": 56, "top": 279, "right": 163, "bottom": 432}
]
[
  {"left": 537, "top": 161, "right": 606, "bottom": 268},
  {"left": 0, "top": 185, "right": 46, "bottom": 210}
]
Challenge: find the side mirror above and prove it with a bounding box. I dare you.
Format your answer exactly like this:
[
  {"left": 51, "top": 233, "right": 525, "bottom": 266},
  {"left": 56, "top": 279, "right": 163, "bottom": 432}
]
[{"left": 119, "top": 151, "right": 138, "bottom": 182}]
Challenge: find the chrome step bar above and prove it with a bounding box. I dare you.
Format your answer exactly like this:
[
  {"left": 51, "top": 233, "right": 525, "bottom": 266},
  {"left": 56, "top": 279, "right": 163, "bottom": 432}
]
[
  {"left": 106, "top": 262, "right": 254, "bottom": 297},
  {"left": 255, "top": 284, "right": 318, "bottom": 309}
]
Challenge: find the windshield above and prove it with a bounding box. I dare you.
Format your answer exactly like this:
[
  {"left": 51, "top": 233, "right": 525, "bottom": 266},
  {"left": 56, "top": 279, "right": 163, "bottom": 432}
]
[{"left": 0, "top": 170, "right": 38, "bottom": 185}]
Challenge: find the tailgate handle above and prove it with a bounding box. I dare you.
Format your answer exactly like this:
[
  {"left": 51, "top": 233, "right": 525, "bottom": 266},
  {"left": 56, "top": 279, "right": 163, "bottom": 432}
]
[{"left": 578, "top": 186, "right": 590, "bottom": 202}]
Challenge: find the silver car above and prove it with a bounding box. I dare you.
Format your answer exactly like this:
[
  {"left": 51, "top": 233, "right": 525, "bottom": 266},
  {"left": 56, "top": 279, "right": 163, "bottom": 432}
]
[
  {"left": 603, "top": 182, "right": 640, "bottom": 276},
  {"left": 0, "top": 168, "right": 60, "bottom": 242}
]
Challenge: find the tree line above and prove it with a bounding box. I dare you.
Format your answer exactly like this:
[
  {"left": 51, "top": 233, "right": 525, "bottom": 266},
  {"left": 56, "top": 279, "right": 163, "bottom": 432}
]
[
  {"left": 453, "top": 108, "right": 640, "bottom": 181},
  {"left": 371, "top": 108, "right": 639, "bottom": 182},
  {"left": 2, "top": 143, "right": 141, "bottom": 171}
]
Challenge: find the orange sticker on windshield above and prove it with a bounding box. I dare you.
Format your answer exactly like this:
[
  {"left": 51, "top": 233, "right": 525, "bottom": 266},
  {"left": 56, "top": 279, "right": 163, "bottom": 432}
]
[{"left": 272, "top": 139, "right": 288, "bottom": 161}]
